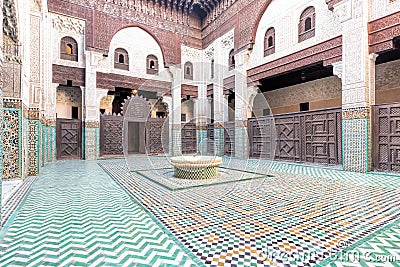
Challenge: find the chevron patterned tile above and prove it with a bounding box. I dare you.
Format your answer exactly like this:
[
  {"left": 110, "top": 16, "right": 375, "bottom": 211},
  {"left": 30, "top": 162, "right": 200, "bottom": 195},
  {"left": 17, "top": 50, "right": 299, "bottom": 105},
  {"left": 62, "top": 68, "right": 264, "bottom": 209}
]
[
  {"left": 1, "top": 176, "right": 37, "bottom": 228},
  {"left": 0, "top": 161, "right": 199, "bottom": 267},
  {"left": 319, "top": 220, "right": 400, "bottom": 267}
]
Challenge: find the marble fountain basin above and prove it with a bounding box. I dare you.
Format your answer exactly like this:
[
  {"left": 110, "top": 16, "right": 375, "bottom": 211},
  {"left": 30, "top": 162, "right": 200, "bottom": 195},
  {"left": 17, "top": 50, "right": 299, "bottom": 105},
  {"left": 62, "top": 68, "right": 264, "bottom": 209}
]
[{"left": 170, "top": 156, "right": 223, "bottom": 179}]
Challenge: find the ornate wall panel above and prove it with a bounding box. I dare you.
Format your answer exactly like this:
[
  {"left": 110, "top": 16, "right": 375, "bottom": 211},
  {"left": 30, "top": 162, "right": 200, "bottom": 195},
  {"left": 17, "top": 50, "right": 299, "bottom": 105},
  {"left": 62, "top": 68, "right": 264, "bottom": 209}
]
[
  {"left": 247, "top": 36, "right": 342, "bottom": 82},
  {"left": 97, "top": 72, "right": 146, "bottom": 91},
  {"left": 248, "top": 108, "right": 342, "bottom": 166},
  {"left": 52, "top": 64, "right": 85, "bottom": 86},
  {"left": 85, "top": 126, "right": 99, "bottom": 160},
  {"left": 47, "top": 0, "right": 192, "bottom": 65},
  {"left": 181, "top": 84, "right": 198, "bottom": 99},
  {"left": 369, "top": 11, "right": 400, "bottom": 54},
  {"left": 248, "top": 116, "right": 274, "bottom": 160},
  {"left": 2, "top": 61, "right": 21, "bottom": 98},
  {"left": 146, "top": 118, "right": 168, "bottom": 155},
  {"left": 100, "top": 115, "right": 123, "bottom": 156},
  {"left": 372, "top": 103, "right": 400, "bottom": 173},
  {"left": 27, "top": 120, "right": 39, "bottom": 176},
  {"left": 2, "top": 108, "right": 21, "bottom": 179}
]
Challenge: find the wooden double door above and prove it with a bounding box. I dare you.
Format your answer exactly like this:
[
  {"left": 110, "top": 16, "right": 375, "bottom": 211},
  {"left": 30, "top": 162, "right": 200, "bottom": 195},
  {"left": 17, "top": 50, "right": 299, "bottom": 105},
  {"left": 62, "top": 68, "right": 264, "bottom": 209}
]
[{"left": 56, "top": 119, "right": 82, "bottom": 160}]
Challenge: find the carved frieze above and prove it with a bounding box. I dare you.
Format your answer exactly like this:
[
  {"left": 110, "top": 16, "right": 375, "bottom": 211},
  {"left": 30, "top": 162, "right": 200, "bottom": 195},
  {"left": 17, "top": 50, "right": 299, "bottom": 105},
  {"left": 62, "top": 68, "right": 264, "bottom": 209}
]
[
  {"left": 52, "top": 14, "right": 85, "bottom": 35},
  {"left": 342, "top": 107, "right": 370, "bottom": 120},
  {"left": 221, "top": 31, "right": 234, "bottom": 50},
  {"left": 204, "top": 46, "right": 214, "bottom": 60}
]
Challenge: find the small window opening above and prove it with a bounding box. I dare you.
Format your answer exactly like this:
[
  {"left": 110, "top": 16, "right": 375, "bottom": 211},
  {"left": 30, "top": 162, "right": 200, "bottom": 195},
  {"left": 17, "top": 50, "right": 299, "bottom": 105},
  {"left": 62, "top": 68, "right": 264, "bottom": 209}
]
[
  {"left": 300, "top": 102, "right": 310, "bottom": 112},
  {"left": 72, "top": 106, "right": 79, "bottom": 119},
  {"left": 66, "top": 44, "right": 73, "bottom": 54},
  {"left": 268, "top": 36, "right": 273, "bottom": 47},
  {"left": 118, "top": 54, "right": 125, "bottom": 64},
  {"left": 305, "top": 17, "right": 312, "bottom": 31}
]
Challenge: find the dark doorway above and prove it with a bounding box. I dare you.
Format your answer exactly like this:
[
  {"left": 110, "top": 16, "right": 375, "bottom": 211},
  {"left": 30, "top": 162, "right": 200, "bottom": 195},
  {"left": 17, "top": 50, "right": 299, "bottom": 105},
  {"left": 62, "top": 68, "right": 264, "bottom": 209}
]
[{"left": 128, "top": 122, "right": 146, "bottom": 154}]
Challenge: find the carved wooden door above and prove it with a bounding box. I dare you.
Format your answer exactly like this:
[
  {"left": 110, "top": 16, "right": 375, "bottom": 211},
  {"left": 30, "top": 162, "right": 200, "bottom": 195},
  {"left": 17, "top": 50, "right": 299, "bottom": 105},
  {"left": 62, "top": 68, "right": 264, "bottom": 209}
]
[
  {"left": 248, "top": 116, "right": 274, "bottom": 159},
  {"left": 146, "top": 118, "right": 168, "bottom": 155},
  {"left": 100, "top": 115, "right": 123, "bottom": 156},
  {"left": 224, "top": 122, "right": 235, "bottom": 156},
  {"left": 373, "top": 103, "right": 400, "bottom": 172},
  {"left": 181, "top": 122, "right": 197, "bottom": 154},
  {"left": 56, "top": 119, "right": 82, "bottom": 160},
  {"left": 207, "top": 124, "right": 214, "bottom": 155}
]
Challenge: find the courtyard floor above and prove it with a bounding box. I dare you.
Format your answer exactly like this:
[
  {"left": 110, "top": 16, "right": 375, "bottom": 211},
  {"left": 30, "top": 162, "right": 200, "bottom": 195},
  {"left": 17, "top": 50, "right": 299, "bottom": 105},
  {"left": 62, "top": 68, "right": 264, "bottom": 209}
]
[{"left": 0, "top": 157, "right": 399, "bottom": 266}]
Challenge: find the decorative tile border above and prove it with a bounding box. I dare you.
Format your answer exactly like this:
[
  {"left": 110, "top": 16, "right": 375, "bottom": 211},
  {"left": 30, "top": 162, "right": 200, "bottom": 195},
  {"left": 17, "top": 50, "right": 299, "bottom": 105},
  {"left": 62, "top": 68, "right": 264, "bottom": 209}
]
[
  {"left": 0, "top": 176, "right": 37, "bottom": 229},
  {"left": 2, "top": 107, "right": 22, "bottom": 179}
]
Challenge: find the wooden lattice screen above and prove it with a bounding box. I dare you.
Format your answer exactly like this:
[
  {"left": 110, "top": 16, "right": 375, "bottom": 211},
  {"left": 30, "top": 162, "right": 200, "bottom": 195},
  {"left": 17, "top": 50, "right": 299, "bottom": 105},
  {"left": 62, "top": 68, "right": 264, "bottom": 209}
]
[{"left": 248, "top": 108, "right": 342, "bottom": 166}]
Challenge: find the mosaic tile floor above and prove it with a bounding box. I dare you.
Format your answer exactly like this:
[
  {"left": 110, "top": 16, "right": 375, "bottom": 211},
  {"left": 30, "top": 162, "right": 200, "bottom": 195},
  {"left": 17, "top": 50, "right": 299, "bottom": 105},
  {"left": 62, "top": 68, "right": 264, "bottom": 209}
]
[
  {"left": 0, "top": 161, "right": 198, "bottom": 266},
  {"left": 0, "top": 157, "right": 399, "bottom": 267},
  {"left": 99, "top": 157, "right": 400, "bottom": 267}
]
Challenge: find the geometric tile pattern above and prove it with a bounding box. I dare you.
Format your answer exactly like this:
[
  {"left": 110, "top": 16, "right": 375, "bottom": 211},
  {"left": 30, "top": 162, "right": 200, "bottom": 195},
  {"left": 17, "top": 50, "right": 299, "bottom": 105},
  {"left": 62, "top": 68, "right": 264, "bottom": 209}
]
[
  {"left": 28, "top": 120, "right": 40, "bottom": 176},
  {"left": 1, "top": 176, "right": 36, "bottom": 229},
  {"left": 100, "top": 157, "right": 400, "bottom": 267},
  {"left": 2, "top": 108, "right": 22, "bottom": 179},
  {"left": 343, "top": 119, "right": 368, "bottom": 173},
  {"left": 0, "top": 161, "right": 199, "bottom": 267}
]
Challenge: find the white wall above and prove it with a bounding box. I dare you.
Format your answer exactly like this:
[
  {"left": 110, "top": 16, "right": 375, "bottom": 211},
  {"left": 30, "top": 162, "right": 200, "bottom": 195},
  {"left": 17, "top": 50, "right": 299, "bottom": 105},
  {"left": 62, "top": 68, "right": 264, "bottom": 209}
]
[
  {"left": 248, "top": 0, "right": 342, "bottom": 69},
  {"left": 370, "top": 0, "right": 400, "bottom": 21},
  {"left": 51, "top": 13, "right": 86, "bottom": 68},
  {"left": 97, "top": 26, "right": 170, "bottom": 83}
]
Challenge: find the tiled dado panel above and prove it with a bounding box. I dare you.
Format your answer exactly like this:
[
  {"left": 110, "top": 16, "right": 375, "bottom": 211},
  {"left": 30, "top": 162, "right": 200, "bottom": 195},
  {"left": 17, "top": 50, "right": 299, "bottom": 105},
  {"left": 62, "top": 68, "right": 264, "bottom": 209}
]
[
  {"left": 38, "top": 123, "right": 56, "bottom": 168},
  {"left": 84, "top": 127, "right": 100, "bottom": 160},
  {"left": 2, "top": 108, "right": 22, "bottom": 180},
  {"left": 343, "top": 119, "right": 369, "bottom": 172},
  {"left": 27, "top": 120, "right": 40, "bottom": 176}
]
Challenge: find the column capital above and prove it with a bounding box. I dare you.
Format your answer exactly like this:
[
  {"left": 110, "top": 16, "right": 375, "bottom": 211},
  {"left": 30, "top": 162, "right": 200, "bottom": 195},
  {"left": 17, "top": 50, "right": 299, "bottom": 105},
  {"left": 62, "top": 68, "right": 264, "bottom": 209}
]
[
  {"left": 332, "top": 61, "right": 343, "bottom": 79},
  {"left": 369, "top": 53, "right": 379, "bottom": 62}
]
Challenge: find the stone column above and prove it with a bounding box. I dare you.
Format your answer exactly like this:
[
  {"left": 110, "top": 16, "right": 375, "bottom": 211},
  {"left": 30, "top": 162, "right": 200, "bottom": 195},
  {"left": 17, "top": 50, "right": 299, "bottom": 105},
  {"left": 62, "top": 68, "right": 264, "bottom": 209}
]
[
  {"left": 335, "top": 0, "right": 375, "bottom": 172},
  {"left": 195, "top": 90, "right": 208, "bottom": 155},
  {"left": 213, "top": 62, "right": 225, "bottom": 156},
  {"left": 234, "top": 50, "right": 251, "bottom": 159},
  {"left": 167, "top": 66, "right": 182, "bottom": 156},
  {"left": 83, "top": 51, "right": 103, "bottom": 160},
  {"left": 161, "top": 95, "right": 172, "bottom": 155}
]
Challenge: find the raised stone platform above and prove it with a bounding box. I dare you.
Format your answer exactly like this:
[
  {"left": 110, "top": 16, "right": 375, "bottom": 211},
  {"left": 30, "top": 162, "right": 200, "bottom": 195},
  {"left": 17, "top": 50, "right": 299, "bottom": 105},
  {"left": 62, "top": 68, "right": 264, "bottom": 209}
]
[{"left": 171, "top": 156, "right": 223, "bottom": 179}]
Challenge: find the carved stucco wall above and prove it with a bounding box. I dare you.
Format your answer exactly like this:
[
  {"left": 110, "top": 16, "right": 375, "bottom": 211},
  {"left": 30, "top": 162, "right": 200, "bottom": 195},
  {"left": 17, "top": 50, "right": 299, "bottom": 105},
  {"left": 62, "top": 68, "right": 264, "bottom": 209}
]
[
  {"left": 375, "top": 59, "right": 400, "bottom": 104},
  {"left": 51, "top": 13, "right": 86, "bottom": 68},
  {"left": 262, "top": 76, "right": 342, "bottom": 114},
  {"left": 370, "top": 0, "right": 400, "bottom": 21},
  {"left": 248, "top": 0, "right": 342, "bottom": 70}
]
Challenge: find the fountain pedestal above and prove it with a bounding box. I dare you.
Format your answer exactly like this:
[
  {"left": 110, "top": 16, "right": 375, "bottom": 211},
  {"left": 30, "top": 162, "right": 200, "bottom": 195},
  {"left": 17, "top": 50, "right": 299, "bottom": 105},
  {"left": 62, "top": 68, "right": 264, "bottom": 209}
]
[{"left": 170, "top": 156, "right": 222, "bottom": 179}]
